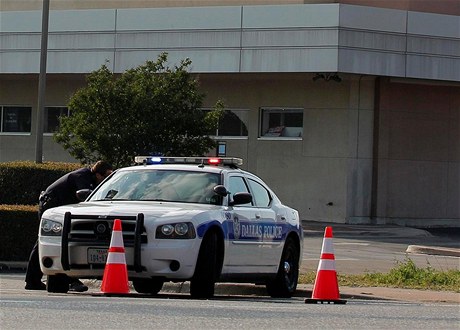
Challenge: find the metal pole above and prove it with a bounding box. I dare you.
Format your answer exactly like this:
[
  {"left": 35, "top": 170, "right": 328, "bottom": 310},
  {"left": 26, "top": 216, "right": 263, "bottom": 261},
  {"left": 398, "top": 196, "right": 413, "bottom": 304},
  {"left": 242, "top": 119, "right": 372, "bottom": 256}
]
[{"left": 35, "top": 0, "right": 50, "bottom": 163}]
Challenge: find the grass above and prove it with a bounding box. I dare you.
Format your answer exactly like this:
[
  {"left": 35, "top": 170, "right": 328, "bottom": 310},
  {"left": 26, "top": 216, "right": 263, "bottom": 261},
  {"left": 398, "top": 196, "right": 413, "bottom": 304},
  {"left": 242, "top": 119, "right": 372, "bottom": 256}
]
[{"left": 299, "top": 258, "right": 460, "bottom": 293}]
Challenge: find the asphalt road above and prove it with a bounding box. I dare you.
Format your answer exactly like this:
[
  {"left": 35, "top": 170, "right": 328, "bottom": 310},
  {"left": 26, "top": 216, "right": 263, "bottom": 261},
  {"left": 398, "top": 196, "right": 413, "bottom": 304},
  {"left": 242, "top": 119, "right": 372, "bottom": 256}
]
[
  {"left": 301, "top": 222, "right": 460, "bottom": 275},
  {"left": 1, "top": 279, "right": 459, "bottom": 330}
]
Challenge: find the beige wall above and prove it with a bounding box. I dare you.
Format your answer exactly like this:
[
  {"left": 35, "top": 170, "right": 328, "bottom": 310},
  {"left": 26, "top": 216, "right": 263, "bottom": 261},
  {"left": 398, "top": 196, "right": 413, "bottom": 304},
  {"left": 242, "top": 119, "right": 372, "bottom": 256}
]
[
  {"left": 1, "top": 73, "right": 458, "bottom": 226},
  {"left": 200, "top": 73, "right": 375, "bottom": 223},
  {"left": 0, "top": 74, "right": 84, "bottom": 163},
  {"left": 1, "top": 72, "right": 374, "bottom": 223}
]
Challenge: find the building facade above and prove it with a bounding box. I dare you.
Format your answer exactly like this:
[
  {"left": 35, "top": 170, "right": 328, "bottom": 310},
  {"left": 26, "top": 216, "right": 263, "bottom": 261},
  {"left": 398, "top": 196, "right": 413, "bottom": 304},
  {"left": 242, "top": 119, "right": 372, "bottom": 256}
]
[{"left": 1, "top": 1, "right": 459, "bottom": 227}]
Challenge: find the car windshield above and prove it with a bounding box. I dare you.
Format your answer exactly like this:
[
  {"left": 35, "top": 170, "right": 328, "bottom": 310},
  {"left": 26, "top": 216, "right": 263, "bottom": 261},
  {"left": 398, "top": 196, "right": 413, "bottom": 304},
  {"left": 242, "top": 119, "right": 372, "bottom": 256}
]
[{"left": 89, "top": 169, "right": 222, "bottom": 205}]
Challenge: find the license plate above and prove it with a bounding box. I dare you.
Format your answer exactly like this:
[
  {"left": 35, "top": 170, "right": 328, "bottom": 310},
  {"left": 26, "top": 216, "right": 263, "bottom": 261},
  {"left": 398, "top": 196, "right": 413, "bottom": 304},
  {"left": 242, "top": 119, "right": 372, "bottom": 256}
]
[{"left": 87, "top": 248, "right": 108, "bottom": 264}]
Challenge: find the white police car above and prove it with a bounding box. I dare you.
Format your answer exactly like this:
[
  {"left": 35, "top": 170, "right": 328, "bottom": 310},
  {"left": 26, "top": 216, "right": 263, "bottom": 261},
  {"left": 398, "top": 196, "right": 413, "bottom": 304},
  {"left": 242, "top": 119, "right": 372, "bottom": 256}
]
[{"left": 39, "top": 157, "right": 303, "bottom": 298}]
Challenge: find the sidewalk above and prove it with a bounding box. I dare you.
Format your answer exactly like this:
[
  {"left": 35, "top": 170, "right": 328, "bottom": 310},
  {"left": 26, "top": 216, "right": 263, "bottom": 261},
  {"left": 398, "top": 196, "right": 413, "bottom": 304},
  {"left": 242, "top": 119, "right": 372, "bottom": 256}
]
[{"left": 301, "top": 220, "right": 460, "bottom": 257}]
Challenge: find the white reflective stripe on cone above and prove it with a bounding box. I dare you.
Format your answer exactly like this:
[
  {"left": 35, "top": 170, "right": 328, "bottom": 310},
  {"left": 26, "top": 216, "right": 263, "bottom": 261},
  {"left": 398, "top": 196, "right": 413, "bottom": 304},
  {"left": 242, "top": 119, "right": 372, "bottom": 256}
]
[
  {"left": 317, "top": 259, "right": 336, "bottom": 271},
  {"left": 107, "top": 252, "right": 126, "bottom": 264},
  {"left": 110, "top": 232, "right": 125, "bottom": 248},
  {"left": 321, "top": 238, "right": 334, "bottom": 254}
]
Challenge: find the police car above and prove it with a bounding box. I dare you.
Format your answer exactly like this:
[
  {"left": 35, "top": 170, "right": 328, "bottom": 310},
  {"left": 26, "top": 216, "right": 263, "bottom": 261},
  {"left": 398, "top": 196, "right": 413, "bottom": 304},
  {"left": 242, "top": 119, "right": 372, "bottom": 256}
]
[{"left": 38, "top": 157, "right": 303, "bottom": 298}]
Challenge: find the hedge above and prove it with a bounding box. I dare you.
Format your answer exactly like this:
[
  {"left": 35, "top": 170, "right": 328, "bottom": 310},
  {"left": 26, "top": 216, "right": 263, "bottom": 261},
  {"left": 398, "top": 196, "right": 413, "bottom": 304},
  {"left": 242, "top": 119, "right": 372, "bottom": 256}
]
[
  {"left": 0, "top": 204, "right": 39, "bottom": 261},
  {"left": 0, "top": 161, "right": 82, "bottom": 205},
  {"left": 0, "top": 161, "right": 82, "bottom": 261}
]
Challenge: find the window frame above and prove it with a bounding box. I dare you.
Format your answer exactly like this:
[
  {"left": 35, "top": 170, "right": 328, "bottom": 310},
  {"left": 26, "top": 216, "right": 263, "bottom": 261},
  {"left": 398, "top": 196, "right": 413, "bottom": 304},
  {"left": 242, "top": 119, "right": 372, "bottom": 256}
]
[
  {"left": 202, "top": 108, "right": 249, "bottom": 139},
  {"left": 44, "top": 106, "right": 71, "bottom": 135},
  {"left": 0, "top": 105, "right": 32, "bottom": 135},
  {"left": 246, "top": 178, "right": 272, "bottom": 208},
  {"left": 227, "top": 175, "right": 253, "bottom": 207},
  {"left": 259, "top": 107, "right": 304, "bottom": 140}
]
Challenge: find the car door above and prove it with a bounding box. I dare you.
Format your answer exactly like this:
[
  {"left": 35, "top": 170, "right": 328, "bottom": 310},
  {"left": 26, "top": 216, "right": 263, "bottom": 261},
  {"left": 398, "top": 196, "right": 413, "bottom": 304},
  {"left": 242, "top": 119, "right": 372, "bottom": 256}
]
[
  {"left": 245, "top": 177, "right": 282, "bottom": 271},
  {"left": 222, "top": 175, "right": 265, "bottom": 273}
]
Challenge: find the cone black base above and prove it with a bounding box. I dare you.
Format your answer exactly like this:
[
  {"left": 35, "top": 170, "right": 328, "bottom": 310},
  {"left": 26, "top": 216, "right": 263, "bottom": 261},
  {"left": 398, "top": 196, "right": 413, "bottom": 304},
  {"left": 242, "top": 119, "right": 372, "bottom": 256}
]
[{"left": 305, "top": 298, "right": 347, "bottom": 304}]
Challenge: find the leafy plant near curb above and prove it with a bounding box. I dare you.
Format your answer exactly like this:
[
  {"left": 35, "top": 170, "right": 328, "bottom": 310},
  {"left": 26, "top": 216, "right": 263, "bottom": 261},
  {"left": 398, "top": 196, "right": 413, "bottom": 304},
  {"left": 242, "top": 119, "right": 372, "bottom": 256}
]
[{"left": 299, "top": 258, "right": 460, "bottom": 292}]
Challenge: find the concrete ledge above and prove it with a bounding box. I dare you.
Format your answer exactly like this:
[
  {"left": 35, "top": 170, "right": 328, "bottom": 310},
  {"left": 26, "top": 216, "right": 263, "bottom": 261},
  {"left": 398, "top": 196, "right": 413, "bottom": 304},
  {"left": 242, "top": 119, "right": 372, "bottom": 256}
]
[{"left": 406, "top": 245, "right": 460, "bottom": 257}]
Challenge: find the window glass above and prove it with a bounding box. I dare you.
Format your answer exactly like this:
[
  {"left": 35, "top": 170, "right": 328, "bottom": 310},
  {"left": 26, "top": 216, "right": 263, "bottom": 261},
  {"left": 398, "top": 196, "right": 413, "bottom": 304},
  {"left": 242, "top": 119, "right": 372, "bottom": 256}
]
[
  {"left": 90, "top": 170, "right": 221, "bottom": 205},
  {"left": 247, "top": 179, "right": 271, "bottom": 207},
  {"left": 203, "top": 109, "right": 248, "bottom": 137},
  {"left": 260, "top": 107, "right": 303, "bottom": 138},
  {"left": 45, "top": 106, "right": 69, "bottom": 133},
  {"left": 228, "top": 176, "right": 252, "bottom": 206},
  {"left": 1, "top": 106, "right": 32, "bottom": 132},
  {"left": 228, "top": 176, "right": 249, "bottom": 195}
]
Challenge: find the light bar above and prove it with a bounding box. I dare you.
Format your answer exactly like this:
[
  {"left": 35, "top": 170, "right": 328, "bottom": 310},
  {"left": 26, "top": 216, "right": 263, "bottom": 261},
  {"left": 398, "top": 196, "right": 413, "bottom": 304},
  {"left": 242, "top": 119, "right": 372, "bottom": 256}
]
[{"left": 134, "top": 156, "right": 243, "bottom": 167}]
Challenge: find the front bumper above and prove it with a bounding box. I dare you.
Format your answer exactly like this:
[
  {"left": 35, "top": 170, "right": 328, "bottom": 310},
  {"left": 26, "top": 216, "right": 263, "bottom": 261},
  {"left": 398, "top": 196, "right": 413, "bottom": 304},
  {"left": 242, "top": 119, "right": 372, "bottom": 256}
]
[{"left": 39, "top": 212, "right": 201, "bottom": 280}]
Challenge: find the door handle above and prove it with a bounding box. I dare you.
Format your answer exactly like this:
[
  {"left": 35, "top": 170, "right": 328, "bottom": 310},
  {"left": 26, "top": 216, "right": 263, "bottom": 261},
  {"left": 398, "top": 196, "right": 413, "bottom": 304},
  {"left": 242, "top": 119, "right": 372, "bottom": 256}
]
[{"left": 255, "top": 214, "right": 261, "bottom": 219}]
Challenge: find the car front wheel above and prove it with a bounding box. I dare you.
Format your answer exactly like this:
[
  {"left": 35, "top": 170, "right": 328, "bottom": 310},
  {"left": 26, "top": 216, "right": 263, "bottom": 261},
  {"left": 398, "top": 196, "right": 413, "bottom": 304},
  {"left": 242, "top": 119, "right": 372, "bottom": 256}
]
[
  {"left": 190, "top": 231, "right": 222, "bottom": 299},
  {"left": 132, "top": 278, "right": 164, "bottom": 294},
  {"left": 266, "top": 236, "right": 299, "bottom": 298},
  {"left": 47, "top": 274, "right": 69, "bottom": 293}
]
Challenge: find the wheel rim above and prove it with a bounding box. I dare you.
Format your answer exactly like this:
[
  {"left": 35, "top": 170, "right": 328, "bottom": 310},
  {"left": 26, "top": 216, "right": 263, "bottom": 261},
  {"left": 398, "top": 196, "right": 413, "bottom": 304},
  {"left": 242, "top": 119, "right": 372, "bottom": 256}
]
[{"left": 283, "top": 244, "right": 298, "bottom": 291}]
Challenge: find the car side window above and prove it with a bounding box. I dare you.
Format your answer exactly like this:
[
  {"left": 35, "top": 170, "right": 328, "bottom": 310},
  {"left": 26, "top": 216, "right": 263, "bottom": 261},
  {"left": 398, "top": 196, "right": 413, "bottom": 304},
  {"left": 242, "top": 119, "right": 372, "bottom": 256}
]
[
  {"left": 247, "top": 178, "right": 272, "bottom": 207},
  {"left": 228, "top": 176, "right": 252, "bottom": 206}
]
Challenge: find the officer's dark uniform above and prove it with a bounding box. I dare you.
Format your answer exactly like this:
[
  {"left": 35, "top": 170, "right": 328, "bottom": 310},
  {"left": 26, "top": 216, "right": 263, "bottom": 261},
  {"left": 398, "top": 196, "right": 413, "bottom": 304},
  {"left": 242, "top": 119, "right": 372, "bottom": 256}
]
[{"left": 25, "top": 167, "right": 96, "bottom": 290}]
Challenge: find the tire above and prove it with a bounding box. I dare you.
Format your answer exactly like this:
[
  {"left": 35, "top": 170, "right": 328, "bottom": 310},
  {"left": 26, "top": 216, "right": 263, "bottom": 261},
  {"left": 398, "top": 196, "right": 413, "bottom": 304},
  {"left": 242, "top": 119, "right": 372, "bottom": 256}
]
[
  {"left": 266, "top": 236, "right": 299, "bottom": 298},
  {"left": 46, "top": 274, "right": 69, "bottom": 293},
  {"left": 132, "top": 278, "right": 164, "bottom": 294},
  {"left": 190, "top": 231, "right": 222, "bottom": 299}
]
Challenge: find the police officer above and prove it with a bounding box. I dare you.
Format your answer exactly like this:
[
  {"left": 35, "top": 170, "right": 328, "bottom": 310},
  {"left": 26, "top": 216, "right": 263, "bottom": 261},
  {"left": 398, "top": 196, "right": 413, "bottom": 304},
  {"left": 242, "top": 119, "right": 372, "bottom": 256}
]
[{"left": 25, "top": 161, "right": 113, "bottom": 291}]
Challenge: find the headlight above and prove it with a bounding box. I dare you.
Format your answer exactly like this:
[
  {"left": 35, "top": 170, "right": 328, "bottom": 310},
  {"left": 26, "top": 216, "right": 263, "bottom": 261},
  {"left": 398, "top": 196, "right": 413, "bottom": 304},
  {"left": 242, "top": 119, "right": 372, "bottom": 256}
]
[
  {"left": 41, "top": 219, "right": 63, "bottom": 236},
  {"left": 156, "top": 222, "right": 196, "bottom": 239},
  {"left": 174, "top": 223, "right": 189, "bottom": 236}
]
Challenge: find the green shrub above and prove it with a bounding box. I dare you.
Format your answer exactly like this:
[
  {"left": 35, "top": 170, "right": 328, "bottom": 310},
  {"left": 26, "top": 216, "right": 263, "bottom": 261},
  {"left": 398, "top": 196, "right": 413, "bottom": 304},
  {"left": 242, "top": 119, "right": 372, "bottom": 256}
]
[
  {"left": 360, "top": 258, "right": 460, "bottom": 291},
  {"left": 0, "top": 204, "right": 39, "bottom": 261},
  {"left": 299, "top": 258, "right": 460, "bottom": 292},
  {"left": 0, "top": 161, "right": 82, "bottom": 205},
  {"left": 0, "top": 161, "right": 81, "bottom": 261}
]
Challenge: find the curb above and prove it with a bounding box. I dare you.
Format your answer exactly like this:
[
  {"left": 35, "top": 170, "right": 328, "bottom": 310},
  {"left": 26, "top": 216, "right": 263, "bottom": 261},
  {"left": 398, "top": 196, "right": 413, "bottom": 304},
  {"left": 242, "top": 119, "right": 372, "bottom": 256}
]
[
  {"left": 83, "top": 281, "right": 460, "bottom": 303},
  {"left": 82, "top": 281, "right": 390, "bottom": 301},
  {"left": 406, "top": 245, "right": 460, "bottom": 258},
  {"left": 0, "top": 262, "right": 27, "bottom": 273}
]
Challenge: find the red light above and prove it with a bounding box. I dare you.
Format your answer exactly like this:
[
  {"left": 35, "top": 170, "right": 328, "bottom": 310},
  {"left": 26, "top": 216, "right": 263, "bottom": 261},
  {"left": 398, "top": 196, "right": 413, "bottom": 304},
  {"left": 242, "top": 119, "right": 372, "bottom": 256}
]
[{"left": 208, "top": 158, "right": 221, "bottom": 165}]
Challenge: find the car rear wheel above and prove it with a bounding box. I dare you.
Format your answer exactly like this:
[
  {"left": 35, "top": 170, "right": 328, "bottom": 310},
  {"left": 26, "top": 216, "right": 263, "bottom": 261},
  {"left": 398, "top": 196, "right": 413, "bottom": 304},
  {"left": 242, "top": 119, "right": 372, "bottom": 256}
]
[
  {"left": 266, "top": 236, "right": 299, "bottom": 298},
  {"left": 47, "top": 274, "right": 69, "bottom": 293},
  {"left": 132, "top": 278, "right": 164, "bottom": 294},
  {"left": 190, "top": 231, "right": 221, "bottom": 299}
]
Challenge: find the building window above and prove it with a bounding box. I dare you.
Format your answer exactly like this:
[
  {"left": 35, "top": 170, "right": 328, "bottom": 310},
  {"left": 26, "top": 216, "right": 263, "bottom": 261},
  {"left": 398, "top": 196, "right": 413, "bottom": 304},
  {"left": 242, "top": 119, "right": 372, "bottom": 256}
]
[
  {"left": 260, "top": 107, "right": 303, "bottom": 138},
  {"left": 203, "top": 109, "right": 248, "bottom": 137},
  {"left": 45, "top": 106, "right": 70, "bottom": 133},
  {"left": 1, "top": 106, "right": 32, "bottom": 133}
]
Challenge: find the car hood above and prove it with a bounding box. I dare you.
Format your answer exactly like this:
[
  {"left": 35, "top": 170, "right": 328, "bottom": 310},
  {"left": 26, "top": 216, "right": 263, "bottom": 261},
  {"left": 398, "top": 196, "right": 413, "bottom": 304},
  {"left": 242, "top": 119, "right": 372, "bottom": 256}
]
[{"left": 42, "top": 201, "right": 219, "bottom": 221}]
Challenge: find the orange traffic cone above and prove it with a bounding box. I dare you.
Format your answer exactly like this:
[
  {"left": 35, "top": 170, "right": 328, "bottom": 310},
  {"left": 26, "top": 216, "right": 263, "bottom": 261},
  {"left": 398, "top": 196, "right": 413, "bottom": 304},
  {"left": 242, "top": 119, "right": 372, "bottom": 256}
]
[
  {"left": 100, "top": 219, "right": 130, "bottom": 294},
  {"left": 305, "top": 226, "right": 346, "bottom": 304}
]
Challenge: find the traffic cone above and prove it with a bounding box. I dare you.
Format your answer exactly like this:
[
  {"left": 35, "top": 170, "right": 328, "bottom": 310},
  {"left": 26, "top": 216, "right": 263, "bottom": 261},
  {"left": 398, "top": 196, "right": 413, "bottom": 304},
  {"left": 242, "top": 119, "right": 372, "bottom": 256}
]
[
  {"left": 100, "top": 219, "right": 130, "bottom": 294},
  {"left": 305, "top": 226, "right": 346, "bottom": 304}
]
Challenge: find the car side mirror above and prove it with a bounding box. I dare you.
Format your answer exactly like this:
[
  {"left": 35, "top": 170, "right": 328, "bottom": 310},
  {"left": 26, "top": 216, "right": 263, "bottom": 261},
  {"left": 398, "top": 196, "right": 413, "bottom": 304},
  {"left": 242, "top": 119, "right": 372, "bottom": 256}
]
[
  {"left": 76, "top": 189, "right": 92, "bottom": 202},
  {"left": 229, "top": 192, "right": 252, "bottom": 206},
  {"left": 213, "top": 185, "right": 228, "bottom": 197}
]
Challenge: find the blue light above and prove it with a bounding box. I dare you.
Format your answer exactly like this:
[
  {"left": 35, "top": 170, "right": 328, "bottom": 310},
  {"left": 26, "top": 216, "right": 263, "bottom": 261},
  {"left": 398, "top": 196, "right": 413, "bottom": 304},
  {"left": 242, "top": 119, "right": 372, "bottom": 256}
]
[{"left": 148, "top": 157, "right": 162, "bottom": 164}]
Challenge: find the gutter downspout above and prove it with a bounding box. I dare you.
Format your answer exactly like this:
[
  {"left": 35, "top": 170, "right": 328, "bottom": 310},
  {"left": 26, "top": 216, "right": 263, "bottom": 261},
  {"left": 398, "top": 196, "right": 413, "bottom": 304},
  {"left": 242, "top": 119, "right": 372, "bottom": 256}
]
[{"left": 370, "top": 77, "right": 381, "bottom": 224}]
